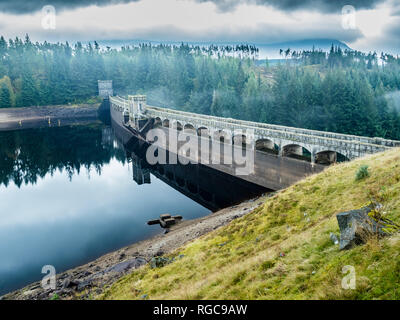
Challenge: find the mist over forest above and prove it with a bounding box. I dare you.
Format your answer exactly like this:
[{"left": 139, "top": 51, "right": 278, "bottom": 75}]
[{"left": 1, "top": 35, "right": 400, "bottom": 139}]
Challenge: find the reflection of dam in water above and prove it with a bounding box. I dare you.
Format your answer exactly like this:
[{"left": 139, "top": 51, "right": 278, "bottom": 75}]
[{"left": 106, "top": 126, "right": 268, "bottom": 212}]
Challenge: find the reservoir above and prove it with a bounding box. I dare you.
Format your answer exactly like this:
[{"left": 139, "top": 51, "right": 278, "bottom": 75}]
[{"left": 0, "top": 123, "right": 265, "bottom": 295}]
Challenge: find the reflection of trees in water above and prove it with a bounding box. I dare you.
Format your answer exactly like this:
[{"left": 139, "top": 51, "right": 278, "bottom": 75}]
[{"left": 0, "top": 124, "right": 126, "bottom": 187}]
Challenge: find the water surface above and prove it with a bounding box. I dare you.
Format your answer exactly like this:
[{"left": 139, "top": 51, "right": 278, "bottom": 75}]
[
  {"left": 0, "top": 124, "right": 210, "bottom": 294},
  {"left": 0, "top": 123, "right": 266, "bottom": 295}
]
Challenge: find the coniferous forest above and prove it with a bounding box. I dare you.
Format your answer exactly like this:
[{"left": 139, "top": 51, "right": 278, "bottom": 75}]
[{"left": 1, "top": 35, "right": 400, "bottom": 140}]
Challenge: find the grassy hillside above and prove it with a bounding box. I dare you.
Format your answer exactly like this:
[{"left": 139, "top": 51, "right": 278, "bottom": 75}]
[{"left": 100, "top": 148, "right": 400, "bottom": 300}]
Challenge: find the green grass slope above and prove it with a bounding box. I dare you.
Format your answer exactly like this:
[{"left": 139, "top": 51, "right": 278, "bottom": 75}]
[{"left": 101, "top": 148, "right": 400, "bottom": 300}]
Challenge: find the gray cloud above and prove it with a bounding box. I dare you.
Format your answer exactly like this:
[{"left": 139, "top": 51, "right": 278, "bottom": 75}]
[
  {"left": 195, "top": 0, "right": 387, "bottom": 13},
  {"left": 356, "top": 16, "right": 400, "bottom": 53},
  {"left": 0, "top": 0, "right": 388, "bottom": 15},
  {"left": 390, "top": 1, "right": 400, "bottom": 15},
  {"left": 0, "top": 0, "right": 139, "bottom": 14},
  {"left": 385, "top": 18, "right": 400, "bottom": 39}
]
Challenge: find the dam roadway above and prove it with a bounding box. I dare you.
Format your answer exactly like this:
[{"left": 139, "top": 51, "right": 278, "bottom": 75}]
[{"left": 109, "top": 95, "right": 400, "bottom": 190}]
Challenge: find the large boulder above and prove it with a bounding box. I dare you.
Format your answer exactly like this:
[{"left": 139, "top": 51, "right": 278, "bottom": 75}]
[{"left": 336, "top": 203, "right": 399, "bottom": 250}]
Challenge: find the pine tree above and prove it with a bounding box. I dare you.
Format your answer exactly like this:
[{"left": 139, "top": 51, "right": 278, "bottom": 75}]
[{"left": 0, "top": 83, "right": 11, "bottom": 108}]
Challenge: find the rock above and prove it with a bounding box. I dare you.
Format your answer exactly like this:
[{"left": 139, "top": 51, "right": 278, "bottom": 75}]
[
  {"left": 55, "top": 289, "right": 67, "bottom": 296},
  {"left": 77, "top": 280, "right": 92, "bottom": 292},
  {"left": 337, "top": 203, "right": 400, "bottom": 250},
  {"left": 330, "top": 233, "right": 339, "bottom": 245},
  {"left": 163, "top": 228, "right": 170, "bottom": 234},
  {"left": 62, "top": 278, "right": 79, "bottom": 289},
  {"left": 95, "top": 288, "right": 103, "bottom": 295},
  {"left": 104, "top": 257, "right": 147, "bottom": 274},
  {"left": 150, "top": 256, "right": 173, "bottom": 269},
  {"left": 29, "top": 284, "right": 41, "bottom": 290},
  {"left": 82, "top": 271, "right": 92, "bottom": 277},
  {"left": 62, "top": 278, "right": 71, "bottom": 289}
]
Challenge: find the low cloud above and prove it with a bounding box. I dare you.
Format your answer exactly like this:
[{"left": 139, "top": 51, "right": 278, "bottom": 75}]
[{"left": 25, "top": 21, "right": 363, "bottom": 46}]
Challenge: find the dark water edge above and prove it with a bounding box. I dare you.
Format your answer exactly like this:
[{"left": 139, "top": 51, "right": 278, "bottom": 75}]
[
  {"left": 0, "top": 104, "right": 100, "bottom": 132},
  {"left": 0, "top": 123, "right": 267, "bottom": 295}
]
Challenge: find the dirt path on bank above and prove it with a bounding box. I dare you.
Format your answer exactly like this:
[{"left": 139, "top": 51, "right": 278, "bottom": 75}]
[
  {"left": 1, "top": 194, "right": 269, "bottom": 300},
  {"left": 0, "top": 104, "right": 100, "bottom": 131}
]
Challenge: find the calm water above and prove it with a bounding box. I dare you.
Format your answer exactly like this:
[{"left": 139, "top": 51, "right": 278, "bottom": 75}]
[
  {"left": 0, "top": 123, "right": 265, "bottom": 295},
  {"left": 0, "top": 124, "right": 212, "bottom": 295}
]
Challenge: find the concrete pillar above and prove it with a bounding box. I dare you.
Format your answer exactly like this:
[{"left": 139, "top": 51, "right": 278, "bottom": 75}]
[
  {"left": 311, "top": 152, "right": 316, "bottom": 164},
  {"left": 278, "top": 143, "right": 283, "bottom": 157}
]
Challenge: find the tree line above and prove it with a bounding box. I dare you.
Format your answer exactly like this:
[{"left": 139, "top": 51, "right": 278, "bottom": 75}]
[{"left": 1, "top": 35, "right": 400, "bottom": 140}]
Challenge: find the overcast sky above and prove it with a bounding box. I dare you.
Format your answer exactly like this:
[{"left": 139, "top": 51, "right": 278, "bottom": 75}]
[{"left": 0, "top": 0, "right": 399, "bottom": 53}]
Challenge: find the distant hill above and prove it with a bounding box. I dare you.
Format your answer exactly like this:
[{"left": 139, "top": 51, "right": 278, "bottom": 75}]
[{"left": 257, "top": 39, "right": 352, "bottom": 59}]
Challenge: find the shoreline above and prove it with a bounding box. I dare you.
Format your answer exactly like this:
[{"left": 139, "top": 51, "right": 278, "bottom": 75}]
[
  {"left": 1, "top": 194, "right": 269, "bottom": 300},
  {"left": 0, "top": 104, "right": 100, "bottom": 131}
]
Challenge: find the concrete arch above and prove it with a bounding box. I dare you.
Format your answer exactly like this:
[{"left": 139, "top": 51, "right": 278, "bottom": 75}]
[
  {"left": 232, "top": 134, "right": 247, "bottom": 148},
  {"left": 282, "top": 144, "right": 312, "bottom": 162},
  {"left": 183, "top": 123, "right": 196, "bottom": 134},
  {"left": 154, "top": 117, "right": 162, "bottom": 127},
  {"left": 172, "top": 121, "right": 183, "bottom": 131},
  {"left": 315, "top": 150, "right": 349, "bottom": 165},
  {"left": 197, "top": 126, "right": 210, "bottom": 137},
  {"left": 256, "top": 138, "right": 278, "bottom": 155},
  {"left": 162, "top": 119, "right": 170, "bottom": 128}
]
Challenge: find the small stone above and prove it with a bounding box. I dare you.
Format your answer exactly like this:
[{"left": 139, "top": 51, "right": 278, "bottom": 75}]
[
  {"left": 62, "top": 278, "right": 79, "bottom": 289},
  {"left": 77, "top": 280, "right": 92, "bottom": 292}
]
